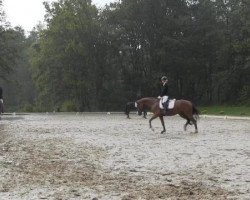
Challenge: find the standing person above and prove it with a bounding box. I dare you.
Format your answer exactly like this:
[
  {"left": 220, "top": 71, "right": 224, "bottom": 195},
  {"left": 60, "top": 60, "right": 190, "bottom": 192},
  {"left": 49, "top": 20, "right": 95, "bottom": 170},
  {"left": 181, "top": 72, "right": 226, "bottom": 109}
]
[
  {"left": 0, "top": 86, "right": 3, "bottom": 113},
  {"left": 158, "top": 76, "right": 169, "bottom": 115}
]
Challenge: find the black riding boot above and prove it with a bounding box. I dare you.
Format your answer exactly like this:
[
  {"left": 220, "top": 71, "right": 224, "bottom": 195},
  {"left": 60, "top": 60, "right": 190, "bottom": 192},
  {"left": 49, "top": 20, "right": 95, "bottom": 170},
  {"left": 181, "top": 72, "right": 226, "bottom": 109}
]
[{"left": 163, "top": 100, "right": 169, "bottom": 115}]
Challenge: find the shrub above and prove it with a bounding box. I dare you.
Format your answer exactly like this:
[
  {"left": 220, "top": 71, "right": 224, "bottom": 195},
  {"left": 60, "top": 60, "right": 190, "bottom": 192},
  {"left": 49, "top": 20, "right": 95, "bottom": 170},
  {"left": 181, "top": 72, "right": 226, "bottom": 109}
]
[
  {"left": 20, "top": 103, "right": 34, "bottom": 112},
  {"left": 61, "top": 100, "right": 77, "bottom": 112},
  {"left": 201, "top": 110, "right": 207, "bottom": 114},
  {"left": 238, "top": 86, "right": 250, "bottom": 105}
]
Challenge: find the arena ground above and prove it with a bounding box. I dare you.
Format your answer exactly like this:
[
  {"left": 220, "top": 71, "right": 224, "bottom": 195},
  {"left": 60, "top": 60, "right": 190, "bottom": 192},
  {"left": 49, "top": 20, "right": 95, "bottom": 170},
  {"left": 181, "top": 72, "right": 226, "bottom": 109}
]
[{"left": 0, "top": 113, "right": 249, "bottom": 199}]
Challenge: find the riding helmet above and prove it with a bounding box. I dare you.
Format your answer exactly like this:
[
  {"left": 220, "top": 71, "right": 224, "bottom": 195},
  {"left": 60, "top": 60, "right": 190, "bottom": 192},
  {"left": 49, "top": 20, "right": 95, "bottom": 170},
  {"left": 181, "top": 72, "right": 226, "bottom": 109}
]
[{"left": 161, "top": 76, "right": 168, "bottom": 81}]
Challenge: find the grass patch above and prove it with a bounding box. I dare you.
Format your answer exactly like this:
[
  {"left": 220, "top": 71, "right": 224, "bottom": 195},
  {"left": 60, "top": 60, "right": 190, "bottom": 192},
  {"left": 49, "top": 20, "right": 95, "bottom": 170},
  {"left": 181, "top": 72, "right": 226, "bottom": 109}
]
[{"left": 199, "top": 105, "right": 250, "bottom": 116}]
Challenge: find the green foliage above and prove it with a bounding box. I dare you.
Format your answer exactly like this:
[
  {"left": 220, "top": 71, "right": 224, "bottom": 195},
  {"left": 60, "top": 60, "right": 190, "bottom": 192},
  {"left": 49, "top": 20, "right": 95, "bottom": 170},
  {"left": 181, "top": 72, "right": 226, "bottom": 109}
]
[
  {"left": 19, "top": 103, "right": 34, "bottom": 112},
  {"left": 0, "top": 26, "right": 36, "bottom": 112},
  {"left": 1, "top": 0, "right": 250, "bottom": 112},
  {"left": 200, "top": 105, "right": 250, "bottom": 116},
  {"left": 27, "top": 0, "right": 250, "bottom": 111},
  {"left": 0, "top": 0, "right": 36, "bottom": 111},
  {"left": 238, "top": 86, "right": 250, "bottom": 105},
  {"left": 61, "top": 100, "right": 77, "bottom": 112}
]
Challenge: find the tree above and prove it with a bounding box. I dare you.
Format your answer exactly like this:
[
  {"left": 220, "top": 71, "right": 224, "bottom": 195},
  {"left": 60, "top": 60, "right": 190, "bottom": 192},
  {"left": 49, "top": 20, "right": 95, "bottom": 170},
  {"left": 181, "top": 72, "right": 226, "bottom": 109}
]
[
  {"left": 30, "top": 0, "right": 104, "bottom": 111},
  {"left": 0, "top": 0, "right": 15, "bottom": 79},
  {"left": 27, "top": 0, "right": 250, "bottom": 111}
]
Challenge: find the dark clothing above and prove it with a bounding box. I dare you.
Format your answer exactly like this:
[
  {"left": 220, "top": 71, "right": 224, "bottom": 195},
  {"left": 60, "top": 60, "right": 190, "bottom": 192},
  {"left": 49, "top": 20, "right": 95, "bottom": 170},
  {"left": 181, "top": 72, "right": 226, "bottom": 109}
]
[
  {"left": 160, "top": 83, "right": 168, "bottom": 97},
  {"left": 0, "top": 87, "right": 2, "bottom": 99},
  {"left": 159, "top": 83, "right": 169, "bottom": 115}
]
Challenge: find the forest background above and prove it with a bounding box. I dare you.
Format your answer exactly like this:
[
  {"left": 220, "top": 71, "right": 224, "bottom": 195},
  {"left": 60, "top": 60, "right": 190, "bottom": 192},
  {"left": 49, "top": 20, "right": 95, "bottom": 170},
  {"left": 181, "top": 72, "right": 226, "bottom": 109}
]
[{"left": 0, "top": 0, "right": 249, "bottom": 112}]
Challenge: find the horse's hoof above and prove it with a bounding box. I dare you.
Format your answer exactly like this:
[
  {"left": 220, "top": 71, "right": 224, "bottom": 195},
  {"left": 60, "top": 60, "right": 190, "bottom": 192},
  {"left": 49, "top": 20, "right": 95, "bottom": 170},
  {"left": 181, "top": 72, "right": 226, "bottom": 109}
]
[
  {"left": 161, "top": 131, "right": 166, "bottom": 134},
  {"left": 195, "top": 130, "right": 198, "bottom": 133}
]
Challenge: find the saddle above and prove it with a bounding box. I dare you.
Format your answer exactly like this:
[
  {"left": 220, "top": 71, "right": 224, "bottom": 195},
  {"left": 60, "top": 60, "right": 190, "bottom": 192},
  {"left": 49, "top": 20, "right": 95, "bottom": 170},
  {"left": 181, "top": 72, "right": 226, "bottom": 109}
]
[{"left": 159, "top": 96, "right": 176, "bottom": 110}]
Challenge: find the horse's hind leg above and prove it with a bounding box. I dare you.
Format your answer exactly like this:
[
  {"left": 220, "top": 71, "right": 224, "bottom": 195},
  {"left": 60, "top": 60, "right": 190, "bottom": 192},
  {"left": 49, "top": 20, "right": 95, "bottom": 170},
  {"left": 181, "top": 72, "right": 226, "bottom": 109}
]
[
  {"left": 159, "top": 116, "right": 166, "bottom": 134},
  {"left": 190, "top": 117, "right": 198, "bottom": 133},
  {"left": 184, "top": 119, "right": 191, "bottom": 131},
  {"left": 179, "top": 113, "right": 190, "bottom": 131}
]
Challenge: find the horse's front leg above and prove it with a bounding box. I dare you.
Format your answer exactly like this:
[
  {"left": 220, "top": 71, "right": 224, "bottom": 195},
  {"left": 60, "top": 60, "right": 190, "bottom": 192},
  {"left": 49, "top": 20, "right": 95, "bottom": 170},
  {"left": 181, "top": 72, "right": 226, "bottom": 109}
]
[
  {"left": 149, "top": 114, "right": 158, "bottom": 131},
  {"left": 159, "top": 116, "right": 166, "bottom": 134}
]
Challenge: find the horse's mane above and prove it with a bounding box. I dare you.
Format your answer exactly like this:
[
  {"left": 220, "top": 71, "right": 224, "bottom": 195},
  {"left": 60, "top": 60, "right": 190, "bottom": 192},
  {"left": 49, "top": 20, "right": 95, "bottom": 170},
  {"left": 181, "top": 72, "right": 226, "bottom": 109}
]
[
  {"left": 137, "top": 97, "right": 159, "bottom": 103},
  {"left": 138, "top": 97, "right": 158, "bottom": 100}
]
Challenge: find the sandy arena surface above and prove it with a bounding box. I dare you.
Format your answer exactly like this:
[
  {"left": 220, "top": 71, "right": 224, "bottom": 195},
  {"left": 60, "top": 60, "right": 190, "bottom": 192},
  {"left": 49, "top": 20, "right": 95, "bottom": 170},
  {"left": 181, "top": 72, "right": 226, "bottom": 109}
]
[{"left": 0, "top": 113, "right": 249, "bottom": 200}]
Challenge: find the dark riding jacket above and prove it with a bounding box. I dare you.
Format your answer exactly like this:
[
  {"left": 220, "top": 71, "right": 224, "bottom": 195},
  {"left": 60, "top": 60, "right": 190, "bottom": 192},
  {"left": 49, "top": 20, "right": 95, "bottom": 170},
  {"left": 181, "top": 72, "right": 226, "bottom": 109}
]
[{"left": 160, "top": 83, "right": 168, "bottom": 97}]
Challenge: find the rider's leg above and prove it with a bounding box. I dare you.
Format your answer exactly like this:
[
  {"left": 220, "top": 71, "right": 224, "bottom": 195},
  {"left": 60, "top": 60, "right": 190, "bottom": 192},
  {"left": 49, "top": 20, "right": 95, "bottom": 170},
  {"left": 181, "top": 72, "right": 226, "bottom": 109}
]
[{"left": 163, "top": 100, "right": 169, "bottom": 115}]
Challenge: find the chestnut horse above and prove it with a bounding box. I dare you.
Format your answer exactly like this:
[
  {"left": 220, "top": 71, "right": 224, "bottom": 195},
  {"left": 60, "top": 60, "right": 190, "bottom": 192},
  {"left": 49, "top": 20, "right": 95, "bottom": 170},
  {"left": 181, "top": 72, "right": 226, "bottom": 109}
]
[{"left": 135, "top": 97, "right": 199, "bottom": 133}]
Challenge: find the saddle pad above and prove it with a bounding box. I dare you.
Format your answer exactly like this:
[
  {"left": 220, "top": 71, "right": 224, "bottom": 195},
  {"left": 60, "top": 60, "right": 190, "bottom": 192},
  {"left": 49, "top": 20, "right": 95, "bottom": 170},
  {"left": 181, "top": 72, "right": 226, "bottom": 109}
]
[
  {"left": 159, "top": 96, "right": 168, "bottom": 109},
  {"left": 159, "top": 98, "right": 176, "bottom": 109},
  {"left": 168, "top": 99, "right": 176, "bottom": 109},
  {"left": 159, "top": 100, "right": 164, "bottom": 109}
]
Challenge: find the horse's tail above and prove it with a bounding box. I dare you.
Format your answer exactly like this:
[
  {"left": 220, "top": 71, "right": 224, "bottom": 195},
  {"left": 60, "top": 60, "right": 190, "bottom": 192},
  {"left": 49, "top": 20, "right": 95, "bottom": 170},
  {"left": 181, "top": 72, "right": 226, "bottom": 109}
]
[{"left": 192, "top": 104, "right": 200, "bottom": 120}]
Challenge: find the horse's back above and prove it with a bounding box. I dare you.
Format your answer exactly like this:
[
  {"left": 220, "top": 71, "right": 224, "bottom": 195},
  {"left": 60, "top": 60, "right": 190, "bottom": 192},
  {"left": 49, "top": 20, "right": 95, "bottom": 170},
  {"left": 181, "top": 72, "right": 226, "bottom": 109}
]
[
  {"left": 176, "top": 99, "right": 193, "bottom": 105},
  {"left": 174, "top": 99, "right": 194, "bottom": 113}
]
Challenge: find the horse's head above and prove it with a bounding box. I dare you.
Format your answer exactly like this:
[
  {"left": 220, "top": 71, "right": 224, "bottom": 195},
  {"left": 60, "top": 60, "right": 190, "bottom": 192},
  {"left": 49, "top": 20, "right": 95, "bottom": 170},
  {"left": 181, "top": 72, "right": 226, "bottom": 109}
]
[
  {"left": 125, "top": 102, "right": 136, "bottom": 118},
  {"left": 136, "top": 97, "right": 158, "bottom": 116}
]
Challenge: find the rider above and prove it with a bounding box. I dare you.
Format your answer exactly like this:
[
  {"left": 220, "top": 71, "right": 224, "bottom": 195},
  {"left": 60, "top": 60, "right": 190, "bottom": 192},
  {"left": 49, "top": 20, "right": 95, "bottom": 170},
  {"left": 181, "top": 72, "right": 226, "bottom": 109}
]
[{"left": 158, "top": 76, "right": 169, "bottom": 115}]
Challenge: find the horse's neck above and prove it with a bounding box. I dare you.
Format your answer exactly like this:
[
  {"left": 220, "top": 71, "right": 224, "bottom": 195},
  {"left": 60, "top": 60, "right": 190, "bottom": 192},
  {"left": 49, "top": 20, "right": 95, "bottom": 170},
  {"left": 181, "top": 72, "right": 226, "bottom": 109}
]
[{"left": 143, "top": 98, "right": 157, "bottom": 108}]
